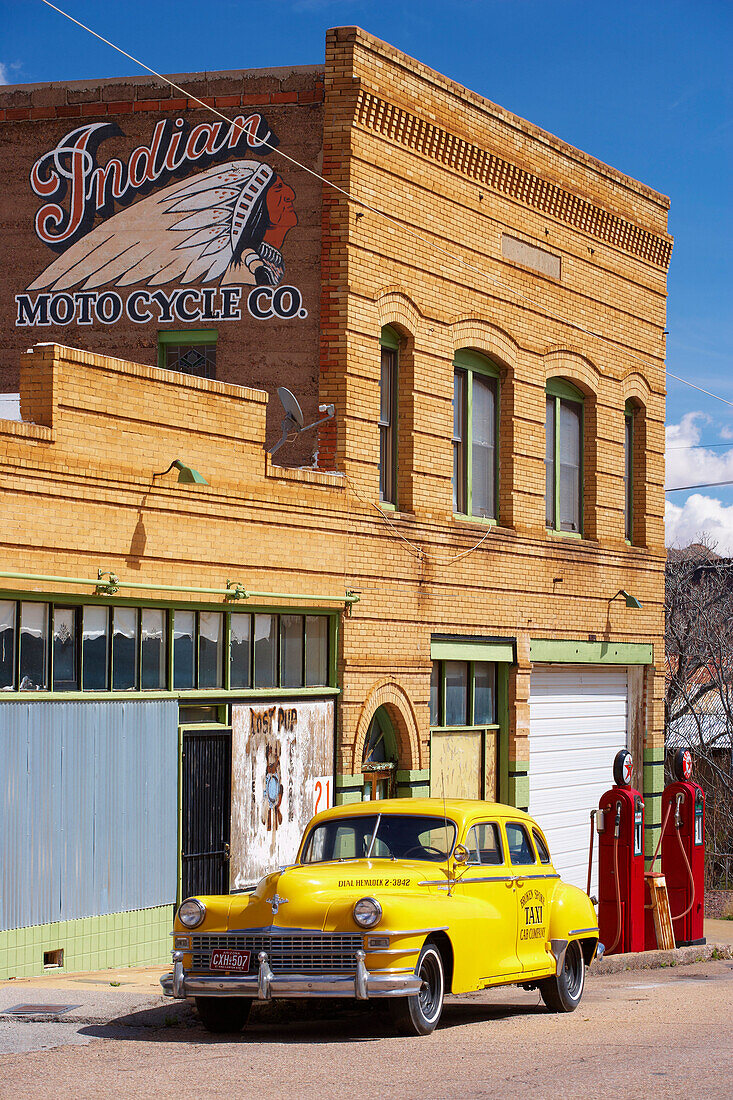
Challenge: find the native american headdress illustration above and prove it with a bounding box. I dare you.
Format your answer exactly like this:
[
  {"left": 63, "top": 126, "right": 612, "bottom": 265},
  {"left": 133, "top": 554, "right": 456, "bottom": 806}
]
[{"left": 28, "top": 160, "right": 280, "bottom": 291}]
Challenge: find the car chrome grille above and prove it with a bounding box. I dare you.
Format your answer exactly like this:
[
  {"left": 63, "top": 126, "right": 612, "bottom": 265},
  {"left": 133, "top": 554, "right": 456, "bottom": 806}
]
[{"left": 191, "top": 932, "right": 364, "bottom": 973}]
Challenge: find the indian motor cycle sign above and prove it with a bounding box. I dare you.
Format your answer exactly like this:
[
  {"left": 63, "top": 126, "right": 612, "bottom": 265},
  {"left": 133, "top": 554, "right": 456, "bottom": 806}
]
[{"left": 15, "top": 114, "right": 307, "bottom": 328}]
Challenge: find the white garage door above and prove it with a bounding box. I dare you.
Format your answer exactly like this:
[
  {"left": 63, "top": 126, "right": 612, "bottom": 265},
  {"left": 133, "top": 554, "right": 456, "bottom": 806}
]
[{"left": 529, "top": 665, "right": 628, "bottom": 896}]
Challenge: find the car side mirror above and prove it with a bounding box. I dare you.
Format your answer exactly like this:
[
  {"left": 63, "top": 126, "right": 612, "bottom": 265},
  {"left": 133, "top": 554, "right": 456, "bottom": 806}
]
[{"left": 452, "top": 844, "right": 469, "bottom": 864}]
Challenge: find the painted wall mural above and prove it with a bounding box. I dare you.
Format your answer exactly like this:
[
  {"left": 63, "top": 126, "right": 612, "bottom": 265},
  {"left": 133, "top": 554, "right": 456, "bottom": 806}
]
[
  {"left": 15, "top": 115, "right": 307, "bottom": 328},
  {"left": 230, "top": 699, "right": 334, "bottom": 888}
]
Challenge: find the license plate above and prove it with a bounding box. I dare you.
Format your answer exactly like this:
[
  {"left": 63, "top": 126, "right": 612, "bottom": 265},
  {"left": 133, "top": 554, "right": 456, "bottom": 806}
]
[{"left": 209, "top": 949, "right": 251, "bottom": 972}]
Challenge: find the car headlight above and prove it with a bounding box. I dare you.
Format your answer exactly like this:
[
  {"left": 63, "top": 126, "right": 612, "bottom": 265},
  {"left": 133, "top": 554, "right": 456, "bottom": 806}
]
[
  {"left": 178, "top": 898, "right": 206, "bottom": 929},
  {"left": 353, "top": 896, "right": 382, "bottom": 929}
]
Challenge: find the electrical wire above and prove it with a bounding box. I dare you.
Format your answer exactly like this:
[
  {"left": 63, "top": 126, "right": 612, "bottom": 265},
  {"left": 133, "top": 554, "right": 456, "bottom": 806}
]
[
  {"left": 666, "top": 479, "right": 733, "bottom": 492},
  {"left": 38, "top": 1, "right": 733, "bottom": 412}
]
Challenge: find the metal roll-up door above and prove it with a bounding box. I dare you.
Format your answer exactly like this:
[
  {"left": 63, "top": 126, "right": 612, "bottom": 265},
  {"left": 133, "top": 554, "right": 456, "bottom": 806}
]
[{"left": 528, "top": 665, "right": 628, "bottom": 895}]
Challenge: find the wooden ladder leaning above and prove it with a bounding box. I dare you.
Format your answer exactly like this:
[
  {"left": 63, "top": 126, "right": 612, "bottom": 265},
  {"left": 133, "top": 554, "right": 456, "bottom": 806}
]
[{"left": 645, "top": 871, "right": 676, "bottom": 950}]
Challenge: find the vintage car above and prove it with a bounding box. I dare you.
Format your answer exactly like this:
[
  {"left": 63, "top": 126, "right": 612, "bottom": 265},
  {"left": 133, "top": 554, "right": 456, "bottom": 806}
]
[{"left": 161, "top": 798, "right": 601, "bottom": 1035}]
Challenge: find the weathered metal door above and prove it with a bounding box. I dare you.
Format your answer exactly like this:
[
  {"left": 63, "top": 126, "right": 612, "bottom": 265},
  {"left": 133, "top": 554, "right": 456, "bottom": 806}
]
[{"left": 181, "top": 728, "right": 231, "bottom": 898}]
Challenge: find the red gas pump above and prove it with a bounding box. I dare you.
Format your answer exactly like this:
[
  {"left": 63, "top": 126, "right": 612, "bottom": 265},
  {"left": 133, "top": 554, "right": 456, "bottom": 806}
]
[
  {"left": 597, "top": 750, "right": 646, "bottom": 955},
  {"left": 660, "top": 749, "right": 706, "bottom": 946}
]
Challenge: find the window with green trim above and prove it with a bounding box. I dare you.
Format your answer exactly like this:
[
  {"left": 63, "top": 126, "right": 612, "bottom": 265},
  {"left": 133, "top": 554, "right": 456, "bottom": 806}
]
[
  {"left": 0, "top": 597, "right": 332, "bottom": 694},
  {"left": 379, "top": 326, "right": 399, "bottom": 506},
  {"left": 452, "top": 350, "right": 499, "bottom": 520},
  {"left": 158, "top": 329, "right": 217, "bottom": 379},
  {"left": 430, "top": 659, "right": 497, "bottom": 727},
  {"left": 545, "top": 379, "right": 583, "bottom": 534}
]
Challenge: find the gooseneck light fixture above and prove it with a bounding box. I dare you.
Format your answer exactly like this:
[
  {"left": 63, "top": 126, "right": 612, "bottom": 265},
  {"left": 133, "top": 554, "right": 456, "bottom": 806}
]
[
  {"left": 153, "top": 459, "right": 208, "bottom": 484},
  {"left": 612, "top": 589, "right": 642, "bottom": 610}
]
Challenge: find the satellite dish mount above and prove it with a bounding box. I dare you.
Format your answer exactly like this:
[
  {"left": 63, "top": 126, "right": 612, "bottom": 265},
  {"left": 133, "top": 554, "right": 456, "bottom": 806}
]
[{"left": 268, "top": 387, "right": 335, "bottom": 456}]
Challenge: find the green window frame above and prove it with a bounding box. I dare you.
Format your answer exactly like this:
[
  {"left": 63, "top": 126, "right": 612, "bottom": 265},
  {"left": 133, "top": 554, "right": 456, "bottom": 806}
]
[
  {"left": 157, "top": 329, "right": 218, "bottom": 378},
  {"left": 545, "top": 378, "right": 584, "bottom": 535},
  {"left": 430, "top": 659, "right": 498, "bottom": 729},
  {"left": 0, "top": 596, "right": 335, "bottom": 696},
  {"left": 452, "top": 350, "right": 499, "bottom": 521},
  {"left": 624, "top": 400, "right": 634, "bottom": 543},
  {"left": 379, "top": 326, "right": 399, "bottom": 507}
]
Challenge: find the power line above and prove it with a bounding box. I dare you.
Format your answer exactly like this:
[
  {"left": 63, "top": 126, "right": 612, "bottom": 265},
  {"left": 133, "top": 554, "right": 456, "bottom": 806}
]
[
  {"left": 666, "top": 480, "right": 733, "bottom": 493},
  {"left": 38, "top": 2, "right": 733, "bottom": 413},
  {"left": 667, "top": 442, "right": 733, "bottom": 450}
]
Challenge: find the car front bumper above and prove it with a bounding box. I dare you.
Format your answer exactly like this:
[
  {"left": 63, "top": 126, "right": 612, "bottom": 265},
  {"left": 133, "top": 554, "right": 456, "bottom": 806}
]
[{"left": 161, "top": 948, "right": 421, "bottom": 1001}]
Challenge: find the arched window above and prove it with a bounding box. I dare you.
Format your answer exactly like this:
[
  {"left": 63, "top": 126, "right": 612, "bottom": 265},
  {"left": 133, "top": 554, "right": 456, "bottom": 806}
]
[
  {"left": 452, "top": 350, "right": 500, "bottom": 520},
  {"left": 362, "top": 706, "right": 398, "bottom": 800},
  {"left": 545, "top": 378, "right": 584, "bottom": 534},
  {"left": 379, "top": 326, "right": 399, "bottom": 506}
]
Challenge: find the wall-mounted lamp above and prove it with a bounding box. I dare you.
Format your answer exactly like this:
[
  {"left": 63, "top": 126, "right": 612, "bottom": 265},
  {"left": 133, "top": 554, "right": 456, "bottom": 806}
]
[
  {"left": 153, "top": 459, "right": 208, "bottom": 485},
  {"left": 613, "top": 589, "right": 642, "bottom": 609}
]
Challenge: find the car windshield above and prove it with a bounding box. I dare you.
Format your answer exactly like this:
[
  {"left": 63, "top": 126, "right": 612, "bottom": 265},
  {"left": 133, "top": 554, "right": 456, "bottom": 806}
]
[{"left": 300, "top": 813, "right": 457, "bottom": 864}]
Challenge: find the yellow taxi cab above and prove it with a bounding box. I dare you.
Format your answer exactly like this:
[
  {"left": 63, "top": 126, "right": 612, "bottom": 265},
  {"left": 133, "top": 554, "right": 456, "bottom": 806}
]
[{"left": 161, "top": 798, "right": 601, "bottom": 1035}]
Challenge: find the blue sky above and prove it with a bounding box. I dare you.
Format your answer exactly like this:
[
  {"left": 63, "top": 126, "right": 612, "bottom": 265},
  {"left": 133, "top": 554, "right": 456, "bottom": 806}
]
[{"left": 3, "top": 0, "right": 732, "bottom": 548}]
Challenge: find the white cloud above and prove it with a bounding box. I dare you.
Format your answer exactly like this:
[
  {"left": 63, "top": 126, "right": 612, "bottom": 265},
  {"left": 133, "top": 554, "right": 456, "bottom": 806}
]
[
  {"left": 665, "top": 412, "right": 733, "bottom": 490},
  {"left": 666, "top": 495, "right": 733, "bottom": 555},
  {"left": 0, "top": 63, "right": 9, "bottom": 85}
]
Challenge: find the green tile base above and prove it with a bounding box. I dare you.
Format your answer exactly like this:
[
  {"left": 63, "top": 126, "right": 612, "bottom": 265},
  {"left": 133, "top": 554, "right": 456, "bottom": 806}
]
[{"left": 0, "top": 905, "right": 174, "bottom": 980}]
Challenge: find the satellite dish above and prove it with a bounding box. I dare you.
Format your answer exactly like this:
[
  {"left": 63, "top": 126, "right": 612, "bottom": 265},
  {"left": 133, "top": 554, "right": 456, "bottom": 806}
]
[
  {"left": 268, "top": 387, "right": 335, "bottom": 456},
  {"left": 277, "top": 387, "right": 305, "bottom": 430}
]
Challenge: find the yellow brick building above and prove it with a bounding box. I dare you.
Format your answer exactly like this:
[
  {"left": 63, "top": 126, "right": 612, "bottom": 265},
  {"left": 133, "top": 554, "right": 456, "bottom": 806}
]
[{"left": 0, "top": 28, "right": 668, "bottom": 976}]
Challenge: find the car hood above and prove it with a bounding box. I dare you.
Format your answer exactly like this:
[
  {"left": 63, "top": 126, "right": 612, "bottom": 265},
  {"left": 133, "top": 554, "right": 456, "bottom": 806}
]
[{"left": 221, "top": 859, "right": 441, "bottom": 932}]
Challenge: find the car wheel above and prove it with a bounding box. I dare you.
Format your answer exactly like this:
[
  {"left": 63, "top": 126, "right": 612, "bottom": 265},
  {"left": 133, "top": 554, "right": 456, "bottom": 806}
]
[
  {"left": 389, "top": 941, "right": 445, "bottom": 1036},
  {"left": 194, "top": 996, "right": 252, "bottom": 1033},
  {"left": 539, "top": 940, "right": 585, "bottom": 1013}
]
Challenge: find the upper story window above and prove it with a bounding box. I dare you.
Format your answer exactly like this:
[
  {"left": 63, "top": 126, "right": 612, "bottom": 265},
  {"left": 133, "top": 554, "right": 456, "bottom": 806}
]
[
  {"left": 545, "top": 379, "right": 584, "bottom": 535},
  {"left": 625, "top": 400, "right": 636, "bottom": 543},
  {"left": 452, "top": 350, "right": 499, "bottom": 520},
  {"left": 379, "top": 326, "right": 399, "bottom": 506},
  {"left": 158, "top": 329, "right": 217, "bottom": 379}
]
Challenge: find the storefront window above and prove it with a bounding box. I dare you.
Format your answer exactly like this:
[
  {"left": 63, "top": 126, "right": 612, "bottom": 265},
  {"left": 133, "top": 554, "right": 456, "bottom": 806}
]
[
  {"left": 53, "top": 607, "right": 78, "bottom": 691},
  {"left": 281, "top": 615, "right": 304, "bottom": 688},
  {"left": 473, "top": 662, "right": 496, "bottom": 725},
  {"left": 173, "top": 610, "right": 195, "bottom": 689},
  {"left": 305, "top": 616, "right": 329, "bottom": 687},
  {"left": 254, "top": 614, "right": 276, "bottom": 688},
  {"left": 82, "top": 606, "right": 109, "bottom": 690},
  {"left": 19, "top": 602, "right": 48, "bottom": 690},
  {"left": 0, "top": 600, "right": 16, "bottom": 690},
  {"left": 444, "top": 660, "right": 468, "bottom": 726},
  {"left": 198, "top": 611, "right": 223, "bottom": 689},
  {"left": 112, "top": 607, "right": 138, "bottom": 690},
  {"left": 230, "top": 613, "right": 251, "bottom": 688},
  {"left": 141, "top": 608, "right": 166, "bottom": 689}
]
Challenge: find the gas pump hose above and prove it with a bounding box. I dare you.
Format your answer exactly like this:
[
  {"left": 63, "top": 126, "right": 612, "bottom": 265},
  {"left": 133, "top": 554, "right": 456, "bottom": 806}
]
[
  {"left": 670, "top": 823, "right": 696, "bottom": 921},
  {"left": 607, "top": 828, "right": 622, "bottom": 954},
  {"left": 586, "top": 810, "right": 596, "bottom": 897}
]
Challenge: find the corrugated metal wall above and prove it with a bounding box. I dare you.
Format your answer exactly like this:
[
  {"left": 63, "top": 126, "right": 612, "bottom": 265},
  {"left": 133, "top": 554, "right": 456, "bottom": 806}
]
[{"left": 1, "top": 700, "right": 178, "bottom": 932}]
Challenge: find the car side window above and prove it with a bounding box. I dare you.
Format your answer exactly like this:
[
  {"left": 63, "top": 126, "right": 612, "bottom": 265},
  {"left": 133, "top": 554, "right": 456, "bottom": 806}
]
[
  {"left": 532, "top": 828, "right": 551, "bottom": 864},
  {"left": 505, "top": 822, "right": 536, "bottom": 866},
  {"left": 464, "top": 823, "right": 503, "bottom": 865},
  {"left": 465, "top": 826, "right": 481, "bottom": 865}
]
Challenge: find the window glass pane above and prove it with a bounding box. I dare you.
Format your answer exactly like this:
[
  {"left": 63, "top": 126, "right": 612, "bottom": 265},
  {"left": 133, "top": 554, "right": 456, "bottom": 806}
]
[
  {"left": 625, "top": 414, "right": 633, "bottom": 541},
  {"left": 305, "top": 616, "right": 328, "bottom": 686},
  {"left": 506, "top": 822, "right": 537, "bottom": 865},
  {"left": 559, "top": 399, "right": 581, "bottom": 532},
  {"left": 430, "top": 660, "right": 440, "bottom": 725},
  {"left": 473, "top": 662, "right": 496, "bottom": 725},
  {"left": 545, "top": 396, "right": 555, "bottom": 526},
  {"left": 230, "top": 612, "right": 251, "bottom": 688},
  {"left": 173, "top": 610, "right": 195, "bottom": 689},
  {"left": 164, "top": 343, "right": 216, "bottom": 379},
  {"left": 379, "top": 347, "right": 396, "bottom": 504},
  {"left": 82, "top": 605, "right": 108, "bottom": 690},
  {"left": 112, "top": 607, "right": 138, "bottom": 690},
  {"left": 254, "top": 613, "right": 277, "bottom": 688},
  {"left": 19, "top": 602, "right": 48, "bottom": 690},
  {"left": 53, "top": 608, "right": 78, "bottom": 691},
  {"left": 0, "top": 600, "right": 16, "bottom": 690},
  {"left": 533, "top": 828, "right": 551, "bottom": 864},
  {"left": 281, "top": 614, "right": 304, "bottom": 688},
  {"left": 141, "top": 608, "right": 166, "bottom": 689},
  {"left": 465, "top": 825, "right": 481, "bottom": 864},
  {"left": 444, "top": 660, "right": 468, "bottom": 726},
  {"left": 475, "top": 823, "right": 503, "bottom": 865},
  {"left": 198, "top": 611, "right": 223, "bottom": 688},
  {"left": 453, "top": 371, "right": 466, "bottom": 513},
  {"left": 471, "top": 374, "right": 496, "bottom": 517}
]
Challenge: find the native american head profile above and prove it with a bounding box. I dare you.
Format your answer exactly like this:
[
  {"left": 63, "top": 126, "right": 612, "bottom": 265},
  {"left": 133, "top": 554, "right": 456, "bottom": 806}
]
[{"left": 28, "top": 160, "right": 298, "bottom": 293}]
